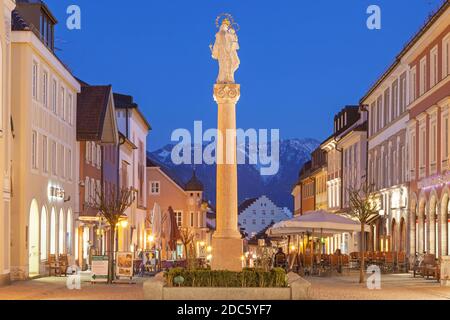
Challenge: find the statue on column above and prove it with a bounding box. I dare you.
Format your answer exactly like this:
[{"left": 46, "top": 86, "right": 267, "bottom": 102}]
[{"left": 210, "top": 15, "right": 240, "bottom": 84}]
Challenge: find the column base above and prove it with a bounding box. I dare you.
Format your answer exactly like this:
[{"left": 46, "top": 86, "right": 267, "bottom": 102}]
[
  {"left": 211, "top": 236, "right": 243, "bottom": 271},
  {"left": 0, "top": 273, "right": 10, "bottom": 287}
]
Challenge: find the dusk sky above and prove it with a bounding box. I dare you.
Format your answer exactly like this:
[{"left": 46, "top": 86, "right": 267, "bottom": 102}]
[{"left": 46, "top": 0, "right": 443, "bottom": 150}]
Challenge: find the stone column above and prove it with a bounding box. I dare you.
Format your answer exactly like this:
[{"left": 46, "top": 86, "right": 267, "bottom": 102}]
[
  {"left": 429, "top": 205, "right": 436, "bottom": 255},
  {"left": 441, "top": 207, "right": 448, "bottom": 257},
  {"left": 211, "top": 83, "right": 243, "bottom": 271}
]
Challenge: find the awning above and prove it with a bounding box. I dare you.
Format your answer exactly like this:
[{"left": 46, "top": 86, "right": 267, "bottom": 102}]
[{"left": 267, "top": 210, "right": 370, "bottom": 237}]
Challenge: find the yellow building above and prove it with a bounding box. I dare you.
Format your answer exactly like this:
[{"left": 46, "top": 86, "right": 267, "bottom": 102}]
[
  {"left": 0, "top": 0, "right": 15, "bottom": 287},
  {"left": 10, "top": 2, "right": 80, "bottom": 279}
]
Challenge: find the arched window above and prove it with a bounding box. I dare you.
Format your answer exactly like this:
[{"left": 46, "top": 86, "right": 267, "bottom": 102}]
[
  {"left": 50, "top": 208, "right": 56, "bottom": 254},
  {"left": 59, "top": 209, "right": 65, "bottom": 254},
  {"left": 66, "top": 210, "right": 72, "bottom": 254},
  {"left": 40, "top": 207, "right": 48, "bottom": 260}
]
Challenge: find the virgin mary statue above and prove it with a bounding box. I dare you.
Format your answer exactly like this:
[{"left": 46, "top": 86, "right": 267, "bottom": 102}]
[{"left": 211, "top": 18, "right": 240, "bottom": 84}]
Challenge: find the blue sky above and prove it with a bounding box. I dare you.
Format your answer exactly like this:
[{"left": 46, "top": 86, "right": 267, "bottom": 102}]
[{"left": 45, "top": 0, "right": 444, "bottom": 150}]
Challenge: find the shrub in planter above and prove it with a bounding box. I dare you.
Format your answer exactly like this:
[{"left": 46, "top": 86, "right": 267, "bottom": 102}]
[{"left": 164, "top": 267, "right": 287, "bottom": 288}]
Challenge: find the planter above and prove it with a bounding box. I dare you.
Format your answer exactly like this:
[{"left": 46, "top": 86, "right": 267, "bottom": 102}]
[{"left": 143, "top": 272, "right": 310, "bottom": 300}]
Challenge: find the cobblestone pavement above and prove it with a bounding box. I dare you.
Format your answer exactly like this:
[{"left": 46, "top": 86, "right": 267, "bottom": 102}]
[
  {"left": 307, "top": 272, "right": 450, "bottom": 300},
  {"left": 0, "top": 273, "right": 145, "bottom": 300},
  {"left": 0, "top": 271, "right": 449, "bottom": 300}
]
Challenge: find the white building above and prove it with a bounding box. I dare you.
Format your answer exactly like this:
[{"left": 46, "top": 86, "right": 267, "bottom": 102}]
[
  {"left": 0, "top": 0, "right": 15, "bottom": 286},
  {"left": 114, "top": 93, "right": 151, "bottom": 254},
  {"left": 238, "top": 196, "right": 291, "bottom": 239},
  {"left": 10, "top": 2, "right": 80, "bottom": 279}
]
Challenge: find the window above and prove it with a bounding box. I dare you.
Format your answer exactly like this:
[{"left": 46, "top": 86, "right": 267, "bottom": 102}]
[
  {"left": 197, "top": 212, "right": 202, "bottom": 228},
  {"left": 59, "top": 210, "right": 65, "bottom": 254},
  {"left": 419, "top": 57, "right": 427, "bottom": 96},
  {"left": 32, "top": 130, "right": 38, "bottom": 169},
  {"left": 85, "top": 177, "right": 89, "bottom": 204},
  {"left": 430, "top": 46, "right": 438, "bottom": 88},
  {"left": 443, "top": 34, "right": 450, "bottom": 78},
  {"left": 97, "top": 145, "right": 101, "bottom": 168},
  {"left": 32, "top": 61, "right": 38, "bottom": 100},
  {"left": 175, "top": 212, "right": 182, "bottom": 227},
  {"left": 410, "top": 132, "right": 416, "bottom": 172},
  {"left": 42, "top": 135, "right": 48, "bottom": 173},
  {"left": 384, "top": 88, "right": 390, "bottom": 126},
  {"left": 150, "top": 181, "right": 160, "bottom": 195},
  {"left": 60, "top": 145, "right": 65, "bottom": 178},
  {"left": 40, "top": 208, "right": 47, "bottom": 260},
  {"left": 68, "top": 94, "right": 73, "bottom": 125},
  {"left": 410, "top": 67, "right": 417, "bottom": 103},
  {"left": 51, "top": 79, "right": 57, "bottom": 114},
  {"left": 67, "top": 149, "right": 72, "bottom": 180},
  {"left": 50, "top": 209, "right": 56, "bottom": 254},
  {"left": 430, "top": 120, "right": 437, "bottom": 166},
  {"left": 443, "top": 114, "right": 449, "bottom": 166},
  {"left": 60, "top": 87, "right": 65, "bottom": 120},
  {"left": 419, "top": 126, "right": 426, "bottom": 177},
  {"left": 377, "top": 96, "right": 383, "bottom": 132},
  {"left": 252, "top": 219, "right": 256, "bottom": 225},
  {"left": 261, "top": 219, "right": 266, "bottom": 225},
  {"left": 370, "top": 102, "right": 376, "bottom": 136},
  {"left": 391, "top": 80, "right": 399, "bottom": 120},
  {"left": 51, "top": 140, "right": 57, "bottom": 175},
  {"left": 92, "top": 142, "right": 96, "bottom": 166},
  {"left": 190, "top": 212, "right": 194, "bottom": 227},
  {"left": 400, "top": 73, "right": 407, "bottom": 113},
  {"left": 42, "top": 71, "right": 48, "bottom": 108}
]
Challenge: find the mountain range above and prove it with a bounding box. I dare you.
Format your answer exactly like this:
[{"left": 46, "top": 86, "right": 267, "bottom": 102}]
[{"left": 147, "top": 138, "right": 319, "bottom": 211}]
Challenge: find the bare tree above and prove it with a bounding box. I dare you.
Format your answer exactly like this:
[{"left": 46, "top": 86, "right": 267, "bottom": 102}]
[
  {"left": 91, "top": 186, "right": 135, "bottom": 283},
  {"left": 348, "top": 183, "right": 379, "bottom": 284},
  {"left": 179, "top": 227, "right": 196, "bottom": 269}
]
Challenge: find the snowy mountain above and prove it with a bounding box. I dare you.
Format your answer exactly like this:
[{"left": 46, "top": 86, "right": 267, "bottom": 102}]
[{"left": 147, "top": 138, "right": 319, "bottom": 210}]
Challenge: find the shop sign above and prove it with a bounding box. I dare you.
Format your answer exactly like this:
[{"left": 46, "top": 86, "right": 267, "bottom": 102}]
[
  {"left": 116, "top": 252, "right": 133, "bottom": 278},
  {"left": 49, "top": 186, "right": 65, "bottom": 200},
  {"left": 91, "top": 255, "right": 109, "bottom": 282}
]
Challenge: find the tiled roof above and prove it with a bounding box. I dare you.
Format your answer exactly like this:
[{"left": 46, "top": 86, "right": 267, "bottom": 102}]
[{"left": 76, "top": 84, "right": 112, "bottom": 141}]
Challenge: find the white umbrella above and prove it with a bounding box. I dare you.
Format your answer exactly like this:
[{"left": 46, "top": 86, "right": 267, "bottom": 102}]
[
  {"left": 267, "top": 210, "right": 370, "bottom": 237},
  {"left": 152, "top": 203, "right": 162, "bottom": 241}
]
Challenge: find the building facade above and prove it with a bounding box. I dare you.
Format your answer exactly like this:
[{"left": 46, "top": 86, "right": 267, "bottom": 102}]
[
  {"left": 238, "top": 195, "right": 291, "bottom": 239},
  {"left": 10, "top": 1, "right": 80, "bottom": 279},
  {"left": 0, "top": 0, "right": 15, "bottom": 287},
  {"left": 362, "top": 55, "right": 410, "bottom": 254},
  {"left": 76, "top": 83, "right": 118, "bottom": 268},
  {"left": 146, "top": 160, "right": 209, "bottom": 259},
  {"left": 405, "top": 2, "right": 450, "bottom": 260},
  {"left": 114, "top": 93, "right": 150, "bottom": 256}
]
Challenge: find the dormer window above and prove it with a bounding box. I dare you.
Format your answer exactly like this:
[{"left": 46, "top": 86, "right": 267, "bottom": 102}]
[{"left": 39, "top": 10, "right": 54, "bottom": 50}]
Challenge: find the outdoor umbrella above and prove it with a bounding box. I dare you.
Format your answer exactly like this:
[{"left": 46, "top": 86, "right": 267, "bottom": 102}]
[
  {"left": 166, "top": 207, "right": 180, "bottom": 252},
  {"left": 152, "top": 203, "right": 162, "bottom": 247},
  {"left": 267, "top": 210, "right": 370, "bottom": 237}
]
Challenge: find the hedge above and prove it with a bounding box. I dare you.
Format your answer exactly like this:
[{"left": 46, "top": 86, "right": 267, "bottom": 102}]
[{"left": 164, "top": 267, "right": 287, "bottom": 288}]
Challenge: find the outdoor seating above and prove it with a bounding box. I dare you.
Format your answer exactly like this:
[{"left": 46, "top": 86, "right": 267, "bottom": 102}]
[{"left": 48, "top": 254, "right": 60, "bottom": 276}]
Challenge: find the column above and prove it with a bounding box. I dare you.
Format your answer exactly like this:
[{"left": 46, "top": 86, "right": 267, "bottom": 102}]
[{"left": 211, "top": 84, "right": 243, "bottom": 271}]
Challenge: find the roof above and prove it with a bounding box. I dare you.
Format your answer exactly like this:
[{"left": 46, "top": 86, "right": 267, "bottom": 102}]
[
  {"left": 146, "top": 155, "right": 196, "bottom": 192},
  {"left": 238, "top": 198, "right": 258, "bottom": 215},
  {"left": 76, "top": 85, "right": 112, "bottom": 141},
  {"left": 113, "top": 93, "right": 152, "bottom": 130},
  {"left": 360, "top": 0, "right": 449, "bottom": 103},
  {"left": 185, "top": 171, "right": 204, "bottom": 191}
]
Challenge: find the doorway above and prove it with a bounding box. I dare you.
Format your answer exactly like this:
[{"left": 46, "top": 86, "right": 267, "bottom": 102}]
[{"left": 28, "top": 200, "right": 40, "bottom": 276}]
